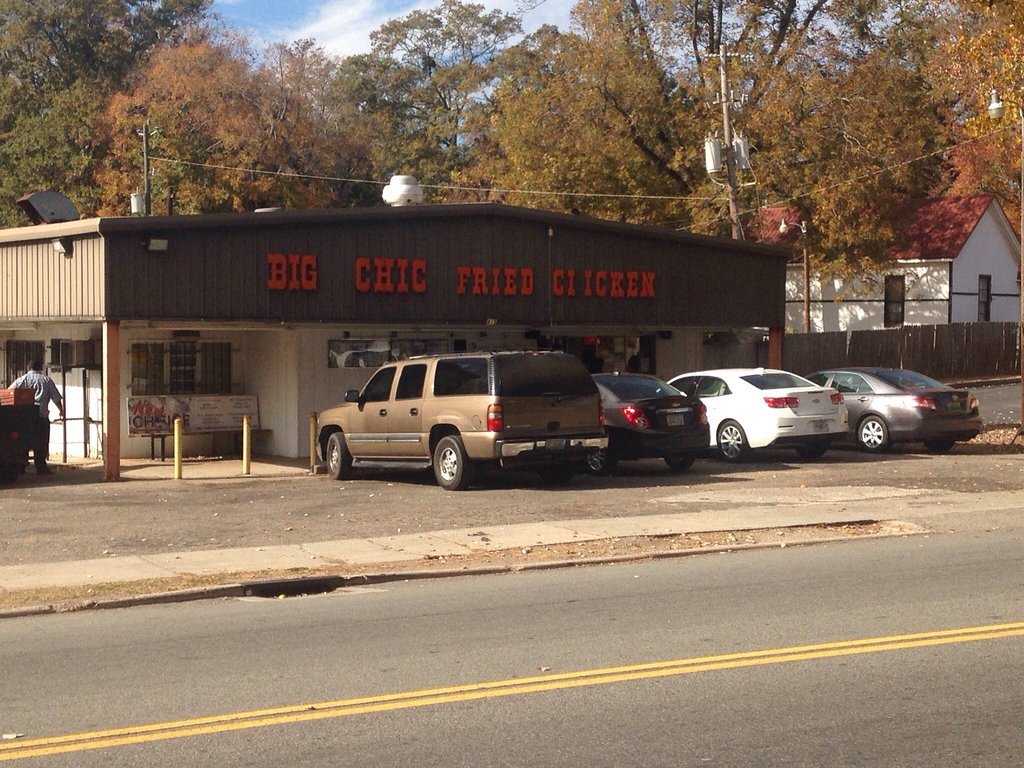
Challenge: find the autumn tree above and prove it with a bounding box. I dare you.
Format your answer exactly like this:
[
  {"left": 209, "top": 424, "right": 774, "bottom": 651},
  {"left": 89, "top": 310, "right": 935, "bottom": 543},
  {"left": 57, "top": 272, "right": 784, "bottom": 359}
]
[
  {"left": 0, "top": 0, "right": 209, "bottom": 224},
  {"left": 961, "top": 0, "right": 1024, "bottom": 30},
  {"left": 747, "top": 1, "right": 950, "bottom": 268},
  {"left": 932, "top": 2, "right": 1024, "bottom": 238},
  {"left": 98, "top": 36, "right": 378, "bottom": 214},
  {"left": 475, "top": 0, "right": 953, "bottom": 267},
  {"left": 344, "top": 0, "right": 521, "bottom": 197},
  {"left": 475, "top": 0, "right": 880, "bottom": 229},
  {"left": 477, "top": 17, "right": 705, "bottom": 224}
]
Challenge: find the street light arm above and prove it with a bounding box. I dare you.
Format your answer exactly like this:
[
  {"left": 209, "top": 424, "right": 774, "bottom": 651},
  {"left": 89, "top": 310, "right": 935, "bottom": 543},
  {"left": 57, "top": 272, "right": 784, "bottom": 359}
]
[{"left": 777, "top": 217, "right": 812, "bottom": 333}]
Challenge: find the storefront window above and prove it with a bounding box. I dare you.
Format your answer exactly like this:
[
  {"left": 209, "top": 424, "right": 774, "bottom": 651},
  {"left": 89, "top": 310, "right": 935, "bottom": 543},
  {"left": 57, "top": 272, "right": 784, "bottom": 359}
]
[
  {"left": 130, "top": 341, "right": 232, "bottom": 395},
  {"left": 3, "top": 340, "right": 45, "bottom": 385},
  {"left": 327, "top": 338, "right": 448, "bottom": 369},
  {"left": 562, "top": 335, "right": 645, "bottom": 374},
  {"left": 131, "top": 343, "right": 165, "bottom": 395},
  {"left": 169, "top": 341, "right": 197, "bottom": 393}
]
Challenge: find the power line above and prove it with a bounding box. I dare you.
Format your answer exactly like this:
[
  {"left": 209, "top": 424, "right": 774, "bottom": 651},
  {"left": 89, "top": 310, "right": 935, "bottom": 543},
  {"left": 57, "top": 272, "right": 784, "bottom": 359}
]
[
  {"left": 148, "top": 155, "right": 717, "bottom": 202},
  {"left": 150, "top": 124, "right": 1013, "bottom": 216}
]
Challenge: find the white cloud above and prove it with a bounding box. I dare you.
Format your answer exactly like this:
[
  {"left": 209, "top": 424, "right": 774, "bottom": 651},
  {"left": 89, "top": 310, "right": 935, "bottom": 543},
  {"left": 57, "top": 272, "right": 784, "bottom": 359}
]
[{"left": 211, "top": 0, "right": 575, "bottom": 58}]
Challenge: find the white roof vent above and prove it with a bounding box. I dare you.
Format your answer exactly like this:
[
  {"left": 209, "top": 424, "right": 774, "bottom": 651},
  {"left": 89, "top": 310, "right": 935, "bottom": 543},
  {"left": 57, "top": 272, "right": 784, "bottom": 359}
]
[{"left": 382, "top": 175, "right": 424, "bottom": 206}]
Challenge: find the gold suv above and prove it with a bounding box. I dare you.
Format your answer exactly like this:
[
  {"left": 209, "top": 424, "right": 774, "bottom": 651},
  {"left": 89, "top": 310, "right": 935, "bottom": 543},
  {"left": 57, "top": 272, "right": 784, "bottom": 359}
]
[{"left": 316, "top": 351, "right": 608, "bottom": 490}]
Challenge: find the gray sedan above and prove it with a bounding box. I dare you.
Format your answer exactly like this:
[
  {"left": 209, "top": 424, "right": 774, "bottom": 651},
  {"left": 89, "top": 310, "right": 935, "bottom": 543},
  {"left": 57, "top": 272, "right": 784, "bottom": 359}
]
[{"left": 805, "top": 367, "right": 982, "bottom": 453}]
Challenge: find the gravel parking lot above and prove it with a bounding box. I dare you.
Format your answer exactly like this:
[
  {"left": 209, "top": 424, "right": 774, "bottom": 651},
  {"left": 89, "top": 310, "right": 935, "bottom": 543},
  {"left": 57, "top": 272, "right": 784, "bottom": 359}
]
[{"left": 3, "top": 430, "right": 1022, "bottom": 570}]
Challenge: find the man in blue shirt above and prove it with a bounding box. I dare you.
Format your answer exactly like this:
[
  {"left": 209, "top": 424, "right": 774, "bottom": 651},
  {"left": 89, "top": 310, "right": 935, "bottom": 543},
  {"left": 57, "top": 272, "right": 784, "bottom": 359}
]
[{"left": 9, "top": 359, "right": 64, "bottom": 474}]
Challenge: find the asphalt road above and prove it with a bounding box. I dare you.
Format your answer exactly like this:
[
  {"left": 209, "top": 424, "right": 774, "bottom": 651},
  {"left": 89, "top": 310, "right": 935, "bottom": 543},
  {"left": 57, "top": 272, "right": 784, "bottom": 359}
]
[
  {"left": 974, "top": 381, "right": 1020, "bottom": 424},
  {"left": 2, "top": 529, "right": 1022, "bottom": 766}
]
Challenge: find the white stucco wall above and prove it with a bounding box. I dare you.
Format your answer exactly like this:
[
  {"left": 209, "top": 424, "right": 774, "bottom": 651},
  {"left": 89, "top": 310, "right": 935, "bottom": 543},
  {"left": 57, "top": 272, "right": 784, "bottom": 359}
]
[
  {"left": 949, "top": 209, "right": 1021, "bottom": 323},
  {"left": 786, "top": 263, "right": 950, "bottom": 332},
  {"left": 2, "top": 323, "right": 104, "bottom": 461},
  {"left": 785, "top": 205, "right": 1022, "bottom": 333},
  {"left": 10, "top": 323, "right": 767, "bottom": 461}
]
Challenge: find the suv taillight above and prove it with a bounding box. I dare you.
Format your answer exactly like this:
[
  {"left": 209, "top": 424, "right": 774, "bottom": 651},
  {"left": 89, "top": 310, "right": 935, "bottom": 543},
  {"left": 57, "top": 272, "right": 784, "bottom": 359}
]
[
  {"left": 698, "top": 403, "right": 708, "bottom": 425},
  {"left": 487, "top": 404, "right": 504, "bottom": 432}
]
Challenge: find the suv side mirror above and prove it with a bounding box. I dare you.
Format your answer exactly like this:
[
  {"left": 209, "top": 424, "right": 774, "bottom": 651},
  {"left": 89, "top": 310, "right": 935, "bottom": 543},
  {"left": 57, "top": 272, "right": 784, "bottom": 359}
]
[{"left": 344, "top": 389, "right": 361, "bottom": 403}]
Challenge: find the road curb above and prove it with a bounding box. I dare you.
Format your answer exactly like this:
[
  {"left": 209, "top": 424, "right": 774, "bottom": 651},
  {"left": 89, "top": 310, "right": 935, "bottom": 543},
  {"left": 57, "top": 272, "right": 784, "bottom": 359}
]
[{"left": 0, "top": 524, "right": 927, "bottom": 619}]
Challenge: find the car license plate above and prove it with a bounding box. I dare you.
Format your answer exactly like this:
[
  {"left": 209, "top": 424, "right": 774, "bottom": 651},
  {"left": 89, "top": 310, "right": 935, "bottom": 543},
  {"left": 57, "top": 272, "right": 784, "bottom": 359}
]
[
  {"left": 812, "top": 419, "right": 830, "bottom": 433},
  {"left": 948, "top": 400, "right": 962, "bottom": 412},
  {"left": 666, "top": 413, "right": 687, "bottom": 426},
  {"left": 545, "top": 438, "right": 567, "bottom": 450}
]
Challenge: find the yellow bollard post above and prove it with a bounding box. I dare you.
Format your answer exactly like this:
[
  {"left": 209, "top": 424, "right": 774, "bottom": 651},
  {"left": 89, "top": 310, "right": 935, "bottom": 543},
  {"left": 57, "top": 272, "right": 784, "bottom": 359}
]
[
  {"left": 173, "top": 416, "right": 183, "bottom": 480},
  {"left": 242, "top": 414, "right": 251, "bottom": 476},
  {"left": 309, "top": 412, "right": 318, "bottom": 474}
]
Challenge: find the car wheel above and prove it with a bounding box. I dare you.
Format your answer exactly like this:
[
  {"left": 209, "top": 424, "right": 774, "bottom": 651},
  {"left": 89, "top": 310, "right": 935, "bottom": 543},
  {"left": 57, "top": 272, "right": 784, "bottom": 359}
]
[
  {"left": 537, "top": 465, "right": 576, "bottom": 484},
  {"left": 923, "top": 438, "right": 956, "bottom": 453},
  {"left": 663, "top": 453, "right": 696, "bottom": 471},
  {"left": 433, "top": 435, "right": 476, "bottom": 490},
  {"left": 857, "top": 415, "right": 890, "bottom": 453},
  {"left": 326, "top": 432, "right": 353, "bottom": 480},
  {"left": 586, "top": 449, "right": 618, "bottom": 476},
  {"left": 795, "top": 440, "right": 829, "bottom": 460},
  {"left": 716, "top": 420, "right": 749, "bottom": 462}
]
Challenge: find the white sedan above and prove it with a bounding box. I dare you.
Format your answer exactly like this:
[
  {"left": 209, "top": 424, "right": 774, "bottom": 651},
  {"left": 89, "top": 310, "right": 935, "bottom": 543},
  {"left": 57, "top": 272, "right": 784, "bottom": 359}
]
[{"left": 668, "top": 368, "right": 848, "bottom": 461}]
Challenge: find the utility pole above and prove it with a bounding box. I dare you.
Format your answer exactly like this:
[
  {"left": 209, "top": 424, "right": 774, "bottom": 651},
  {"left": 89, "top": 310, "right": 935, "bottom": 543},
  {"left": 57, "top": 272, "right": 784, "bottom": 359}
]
[
  {"left": 142, "top": 120, "right": 152, "bottom": 217},
  {"left": 704, "top": 45, "right": 749, "bottom": 240},
  {"left": 718, "top": 45, "right": 743, "bottom": 240}
]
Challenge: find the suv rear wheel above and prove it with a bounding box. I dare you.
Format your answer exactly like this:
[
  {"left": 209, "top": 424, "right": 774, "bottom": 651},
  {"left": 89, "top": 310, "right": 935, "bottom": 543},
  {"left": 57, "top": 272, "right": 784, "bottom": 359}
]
[
  {"left": 585, "top": 449, "right": 617, "bottom": 476},
  {"left": 433, "top": 435, "right": 476, "bottom": 490}
]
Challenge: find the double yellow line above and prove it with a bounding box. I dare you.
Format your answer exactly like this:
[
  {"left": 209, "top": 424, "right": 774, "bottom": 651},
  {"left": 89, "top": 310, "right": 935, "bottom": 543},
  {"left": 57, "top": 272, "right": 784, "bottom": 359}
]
[{"left": 4, "top": 621, "right": 1023, "bottom": 761}]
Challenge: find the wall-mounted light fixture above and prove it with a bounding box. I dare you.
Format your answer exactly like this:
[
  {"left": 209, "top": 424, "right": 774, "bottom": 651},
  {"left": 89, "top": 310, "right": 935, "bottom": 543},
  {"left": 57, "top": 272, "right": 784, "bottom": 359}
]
[
  {"left": 52, "top": 237, "right": 73, "bottom": 258},
  {"left": 143, "top": 237, "right": 169, "bottom": 252}
]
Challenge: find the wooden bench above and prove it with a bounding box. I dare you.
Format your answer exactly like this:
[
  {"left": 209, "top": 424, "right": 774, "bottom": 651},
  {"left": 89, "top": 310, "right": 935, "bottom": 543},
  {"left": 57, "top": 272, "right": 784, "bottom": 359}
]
[{"left": 148, "top": 428, "right": 271, "bottom": 461}]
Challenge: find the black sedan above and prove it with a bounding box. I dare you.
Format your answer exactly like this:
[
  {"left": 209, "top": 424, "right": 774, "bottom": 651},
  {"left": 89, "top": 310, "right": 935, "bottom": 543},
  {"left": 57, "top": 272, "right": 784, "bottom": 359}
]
[
  {"left": 805, "top": 367, "right": 982, "bottom": 453},
  {"left": 589, "top": 373, "right": 709, "bottom": 474}
]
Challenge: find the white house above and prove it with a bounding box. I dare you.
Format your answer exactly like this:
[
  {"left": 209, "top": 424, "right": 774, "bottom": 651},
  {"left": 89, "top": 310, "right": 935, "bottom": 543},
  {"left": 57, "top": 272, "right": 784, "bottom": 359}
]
[{"left": 770, "top": 195, "right": 1021, "bottom": 333}]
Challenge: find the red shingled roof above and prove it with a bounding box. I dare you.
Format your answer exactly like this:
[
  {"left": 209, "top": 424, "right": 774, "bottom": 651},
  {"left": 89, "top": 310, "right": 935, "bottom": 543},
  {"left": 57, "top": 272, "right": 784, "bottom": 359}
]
[
  {"left": 756, "top": 195, "right": 1000, "bottom": 262},
  {"left": 752, "top": 206, "right": 805, "bottom": 247},
  {"left": 890, "top": 194, "right": 996, "bottom": 262}
]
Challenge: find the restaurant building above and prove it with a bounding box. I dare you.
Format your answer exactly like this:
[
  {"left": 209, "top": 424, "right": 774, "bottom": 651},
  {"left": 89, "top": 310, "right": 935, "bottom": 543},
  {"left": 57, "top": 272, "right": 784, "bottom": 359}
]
[{"left": 0, "top": 200, "right": 788, "bottom": 479}]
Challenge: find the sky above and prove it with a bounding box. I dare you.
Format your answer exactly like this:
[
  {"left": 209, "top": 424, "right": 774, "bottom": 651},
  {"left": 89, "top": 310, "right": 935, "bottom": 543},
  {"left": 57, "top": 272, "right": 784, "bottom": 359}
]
[{"left": 209, "top": 0, "right": 575, "bottom": 57}]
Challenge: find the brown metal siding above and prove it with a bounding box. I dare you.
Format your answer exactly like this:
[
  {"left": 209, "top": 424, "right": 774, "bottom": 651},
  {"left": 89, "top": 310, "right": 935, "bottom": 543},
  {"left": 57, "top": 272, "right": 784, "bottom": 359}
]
[
  {"left": 101, "top": 207, "right": 786, "bottom": 328},
  {"left": 0, "top": 235, "right": 104, "bottom": 320}
]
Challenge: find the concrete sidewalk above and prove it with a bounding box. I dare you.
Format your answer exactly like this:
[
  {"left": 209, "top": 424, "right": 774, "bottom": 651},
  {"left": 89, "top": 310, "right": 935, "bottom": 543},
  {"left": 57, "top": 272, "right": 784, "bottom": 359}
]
[
  {"left": 0, "top": 507, "right": 904, "bottom": 593},
  {"left": 9, "top": 449, "right": 1017, "bottom": 614}
]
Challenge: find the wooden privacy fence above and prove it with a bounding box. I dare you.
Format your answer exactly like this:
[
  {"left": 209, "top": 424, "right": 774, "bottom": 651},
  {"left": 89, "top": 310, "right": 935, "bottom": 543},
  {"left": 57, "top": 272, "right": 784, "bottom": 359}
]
[{"left": 782, "top": 322, "right": 1020, "bottom": 381}]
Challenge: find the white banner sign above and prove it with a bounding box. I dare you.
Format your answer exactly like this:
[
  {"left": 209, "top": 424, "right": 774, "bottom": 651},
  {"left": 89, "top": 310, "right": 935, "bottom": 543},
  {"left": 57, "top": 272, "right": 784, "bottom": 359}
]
[{"left": 126, "top": 395, "right": 260, "bottom": 436}]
